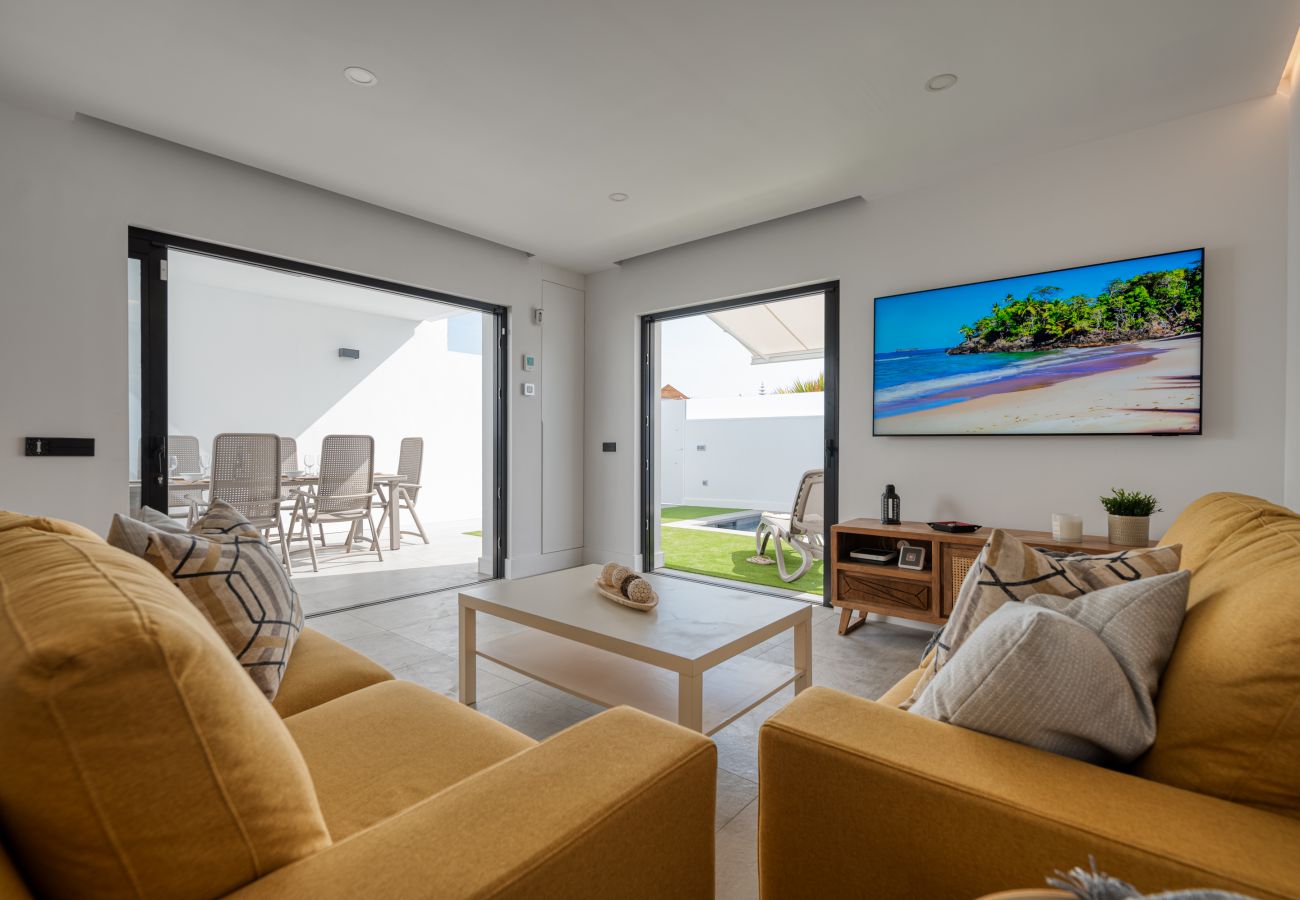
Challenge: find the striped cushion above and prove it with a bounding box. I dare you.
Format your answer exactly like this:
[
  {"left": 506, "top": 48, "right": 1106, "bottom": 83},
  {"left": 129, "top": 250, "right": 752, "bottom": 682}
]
[{"left": 911, "top": 571, "right": 1191, "bottom": 763}]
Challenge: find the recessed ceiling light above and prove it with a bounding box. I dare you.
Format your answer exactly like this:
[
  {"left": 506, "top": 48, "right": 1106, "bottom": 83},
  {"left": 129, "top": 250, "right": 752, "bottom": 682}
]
[
  {"left": 925, "top": 73, "right": 958, "bottom": 92},
  {"left": 343, "top": 66, "right": 378, "bottom": 87},
  {"left": 608, "top": 192, "right": 629, "bottom": 202}
]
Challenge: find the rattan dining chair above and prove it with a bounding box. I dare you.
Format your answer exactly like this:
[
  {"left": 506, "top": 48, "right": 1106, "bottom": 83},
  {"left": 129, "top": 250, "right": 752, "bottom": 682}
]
[
  {"left": 166, "top": 435, "right": 206, "bottom": 526},
  {"left": 279, "top": 436, "right": 300, "bottom": 475},
  {"left": 276, "top": 435, "right": 312, "bottom": 543},
  {"left": 210, "top": 433, "right": 291, "bottom": 572},
  {"left": 374, "top": 436, "right": 430, "bottom": 545},
  {"left": 286, "top": 434, "right": 383, "bottom": 572}
]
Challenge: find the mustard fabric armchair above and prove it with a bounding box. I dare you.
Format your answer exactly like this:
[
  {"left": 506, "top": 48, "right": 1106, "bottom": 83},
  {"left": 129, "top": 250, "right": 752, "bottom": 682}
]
[
  {"left": 759, "top": 493, "right": 1300, "bottom": 899},
  {"left": 0, "top": 512, "right": 716, "bottom": 900}
]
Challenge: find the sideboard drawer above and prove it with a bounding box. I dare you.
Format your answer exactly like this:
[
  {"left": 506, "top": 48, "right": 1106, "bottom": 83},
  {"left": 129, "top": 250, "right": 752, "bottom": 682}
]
[{"left": 836, "top": 570, "right": 933, "bottom": 618}]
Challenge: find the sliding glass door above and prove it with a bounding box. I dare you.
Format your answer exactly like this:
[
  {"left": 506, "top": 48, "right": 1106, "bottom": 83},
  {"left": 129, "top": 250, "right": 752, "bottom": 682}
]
[
  {"left": 128, "top": 236, "right": 168, "bottom": 516},
  {"left": 640, "top": 283, "right": 839, "bottom": 604},
  {"left": 128, "top": 228, "right": 507, "bottom": 614}
]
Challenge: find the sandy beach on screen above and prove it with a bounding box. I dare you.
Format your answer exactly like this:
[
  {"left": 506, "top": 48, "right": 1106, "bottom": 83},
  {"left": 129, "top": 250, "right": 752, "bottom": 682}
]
[{"left": 876, "top": 334, "right": 1201, "bottom": 435}]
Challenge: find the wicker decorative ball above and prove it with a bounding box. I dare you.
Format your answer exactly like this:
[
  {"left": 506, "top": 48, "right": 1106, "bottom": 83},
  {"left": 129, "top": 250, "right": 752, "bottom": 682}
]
[
  {"left": 603, "top": 563, "right": 632, "bottom": 588},
  {"left": 593, "top": 562, "right": 659, "bottom": 610},
  {"left": 600, "top": 561, "right": 624, "bottom": 585},
  {"left": 624, "top": 577, "right": 656, "bottom": 605}
]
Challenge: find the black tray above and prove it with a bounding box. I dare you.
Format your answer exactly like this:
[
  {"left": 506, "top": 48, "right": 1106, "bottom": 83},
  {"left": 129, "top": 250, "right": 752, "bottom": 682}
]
[{"left": 927, "top": 521, "right": 982, "bottom": 534}]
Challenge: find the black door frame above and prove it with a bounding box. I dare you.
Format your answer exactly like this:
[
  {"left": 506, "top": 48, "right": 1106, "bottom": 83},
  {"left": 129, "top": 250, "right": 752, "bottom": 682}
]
[
  {"left": 640, "top": 281, "right": 840, "bottom": 605},
  {"left": 127, "top": 227, "right": 510, "bottom": 579}
]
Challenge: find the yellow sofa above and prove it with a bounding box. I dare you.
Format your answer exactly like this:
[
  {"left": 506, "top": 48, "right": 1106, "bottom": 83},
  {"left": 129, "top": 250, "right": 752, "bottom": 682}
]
[
  {"left": 759, "top": 492, "right": 1300, "bottom": 899},
  {"left": 0, "top": 512, "right": 716, "bottom": 900}
]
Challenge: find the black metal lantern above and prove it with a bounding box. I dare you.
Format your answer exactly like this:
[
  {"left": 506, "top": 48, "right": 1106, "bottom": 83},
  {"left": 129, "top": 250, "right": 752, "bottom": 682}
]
[{"left": 881, "top": 484, "right": 901, "bottom": 525}]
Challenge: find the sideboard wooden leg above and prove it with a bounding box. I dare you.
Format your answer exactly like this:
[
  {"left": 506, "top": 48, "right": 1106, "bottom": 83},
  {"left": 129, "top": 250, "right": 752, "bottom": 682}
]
[
  {"left": 841, "top": 609, "right": 869, "bottom": 635},
  {"left": 837, "top": 607, "right": 853, "bottom": 634}
]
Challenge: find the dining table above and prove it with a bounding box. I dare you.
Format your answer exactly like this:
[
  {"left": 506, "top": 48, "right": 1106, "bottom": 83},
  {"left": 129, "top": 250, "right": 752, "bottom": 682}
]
[{"left": 129, "top": 472, "right": 410, "bottom": 551}]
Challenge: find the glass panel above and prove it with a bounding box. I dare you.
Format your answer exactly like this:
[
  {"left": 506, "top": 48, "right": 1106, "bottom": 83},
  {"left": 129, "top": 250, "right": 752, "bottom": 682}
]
[
  {"left": 165, "top": 250, "right": 495, "bottom": 613},
  {"left": 653, "top": 296, "right": 826, "bottom": 598},
  {"left": 127, "top": 257, "right": 142, "bottom": 515}
]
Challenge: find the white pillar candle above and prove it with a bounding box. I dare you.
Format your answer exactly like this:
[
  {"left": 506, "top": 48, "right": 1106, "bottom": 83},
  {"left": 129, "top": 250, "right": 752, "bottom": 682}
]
[{"left": 1052, "top": 513, "right": 1083, "bottom": 542}]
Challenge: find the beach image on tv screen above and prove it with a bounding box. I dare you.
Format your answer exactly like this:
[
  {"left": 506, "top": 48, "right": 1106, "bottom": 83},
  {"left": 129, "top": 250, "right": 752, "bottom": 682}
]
[{"left": 873, "top": 249, "right": 1203, "bottom": 435}]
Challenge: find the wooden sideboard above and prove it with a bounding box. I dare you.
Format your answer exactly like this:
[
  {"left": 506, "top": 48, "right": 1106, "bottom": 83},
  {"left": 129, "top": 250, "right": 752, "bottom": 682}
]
[{"left": 830, "top": 518, "right": 1153, "bottom": 635}]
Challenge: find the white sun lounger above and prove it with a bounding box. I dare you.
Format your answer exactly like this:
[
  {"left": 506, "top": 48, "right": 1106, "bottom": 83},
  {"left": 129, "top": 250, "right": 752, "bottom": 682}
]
[{"left": 755, "top": 468, "right": 825, "bottom": 583}]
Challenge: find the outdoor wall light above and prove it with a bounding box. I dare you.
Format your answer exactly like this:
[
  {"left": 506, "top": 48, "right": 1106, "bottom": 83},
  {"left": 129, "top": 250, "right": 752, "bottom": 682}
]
[{"left": 338, "top": 348, "right": 360, "bottom": 359}]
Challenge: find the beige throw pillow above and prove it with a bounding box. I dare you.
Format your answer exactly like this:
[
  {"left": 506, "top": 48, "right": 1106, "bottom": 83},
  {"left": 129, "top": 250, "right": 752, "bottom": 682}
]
[
  {"left": 910, "top": 571, "right": 1190, "bottom": 763},
  {"left": 903, "top": 530, "right": 1182, "bottom": 709},
  {"left": 139, "top": 500, "right": 303, "bottom": 700},
  {"left": 107, "top": 505, "right": 188, "bottom": 556}
]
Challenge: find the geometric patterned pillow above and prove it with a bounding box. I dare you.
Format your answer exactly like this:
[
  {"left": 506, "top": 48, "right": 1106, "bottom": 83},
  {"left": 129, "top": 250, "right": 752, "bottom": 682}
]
[
  {"left": 142, "top": 500, "right": 302, "bottom": 701},
  {"left": 1043, "top": 544, "right": 1183, "bottom": 592},
  {"left": 901, "top": 529, "right": 1182, "bottom": 710}
]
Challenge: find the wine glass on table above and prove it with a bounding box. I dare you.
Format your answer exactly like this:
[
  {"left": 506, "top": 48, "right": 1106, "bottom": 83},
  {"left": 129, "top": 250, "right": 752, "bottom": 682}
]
[{"left": 303, "top": 451, "right": 317, "bottom": 478}]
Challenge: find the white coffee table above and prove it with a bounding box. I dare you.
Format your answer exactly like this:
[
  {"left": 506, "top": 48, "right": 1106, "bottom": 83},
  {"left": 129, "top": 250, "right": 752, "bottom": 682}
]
[{"left": 458, "top": 565, "right": 813, "bottom": 734}]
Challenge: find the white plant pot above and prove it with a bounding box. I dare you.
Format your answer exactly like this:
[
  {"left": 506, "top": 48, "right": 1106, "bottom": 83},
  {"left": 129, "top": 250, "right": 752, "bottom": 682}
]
[{"left": 1107, "top": 514, "right": 1150, "bottom": 547}]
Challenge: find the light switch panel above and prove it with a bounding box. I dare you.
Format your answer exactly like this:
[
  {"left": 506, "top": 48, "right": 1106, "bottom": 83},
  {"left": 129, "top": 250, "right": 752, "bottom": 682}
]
[{"left": 522, "top": 383, "right": 536, "bottom": 397}]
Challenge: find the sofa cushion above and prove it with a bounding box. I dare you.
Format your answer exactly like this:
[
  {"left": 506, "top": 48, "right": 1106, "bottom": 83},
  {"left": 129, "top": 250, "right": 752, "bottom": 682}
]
[
  {"left": 140, "top": 500, "right": 304, "bottom": 700},
  {"left": 272, "top": 627, "right": 394, "bottom": 718},
  {"left": 284, "top": 680, "right": 536, "bottom": 839},
  {"left": 911, "top": 572, "right": 1190, "bottom": 764},
  {"left": 106, "top": 506, "right": 187, "bottom": 555},
  {"left": 1134, "top": 492, "right": 1300, "bottom": 819},
  {"left": 904, "top": 529, "right": 1182, "bottom": 708},
  {"left": 0, "top": 511, "right": 330, "bottom": 900}
]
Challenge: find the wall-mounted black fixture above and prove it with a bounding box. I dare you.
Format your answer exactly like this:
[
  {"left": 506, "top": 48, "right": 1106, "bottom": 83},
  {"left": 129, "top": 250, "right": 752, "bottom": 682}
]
[
  {"left": 26, "top": 437, "right": 95, "bottom": 457},
  {"left": 602, "top": 442, "right": 617, "bottom": 452},
  {"left": 338, "top": 348, "right": 360, "bottom": 359}
]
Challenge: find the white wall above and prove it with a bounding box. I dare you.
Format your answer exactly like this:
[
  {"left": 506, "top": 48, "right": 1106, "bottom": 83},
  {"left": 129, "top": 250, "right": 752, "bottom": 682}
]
[
  {"left": 539, "top": 279, "right": 585, "bottom": 558},
  {"left": 165, "top": 281, "right": 485, "bottom": 523},
  {"left": 0, "top": 99, "right": 583, "bottom": 573},
  {"left": 586, "top": 96, "right": 1290, "bottom": 566},
  {"left": 660, "top": 400, "right": 686, "bottom": 506},
  {"left": 660, "top": 395, "right": 823, "bottom": 511}
]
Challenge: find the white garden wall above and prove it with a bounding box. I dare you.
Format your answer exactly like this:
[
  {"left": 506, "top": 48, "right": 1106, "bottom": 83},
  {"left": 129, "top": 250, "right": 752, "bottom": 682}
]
[{"left": 659, "top": 395, "right": 823, "bottom": 511}]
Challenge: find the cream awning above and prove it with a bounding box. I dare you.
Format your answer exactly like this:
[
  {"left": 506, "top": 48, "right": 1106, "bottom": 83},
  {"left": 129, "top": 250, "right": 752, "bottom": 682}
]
[{"left": 707, "top": 292, "right": 824, "bottom": 364}]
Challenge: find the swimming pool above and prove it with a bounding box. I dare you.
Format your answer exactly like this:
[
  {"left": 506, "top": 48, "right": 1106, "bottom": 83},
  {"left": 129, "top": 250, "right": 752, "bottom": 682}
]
[{"left": 703, "top": 514, "right": 763, "bottom": 533}]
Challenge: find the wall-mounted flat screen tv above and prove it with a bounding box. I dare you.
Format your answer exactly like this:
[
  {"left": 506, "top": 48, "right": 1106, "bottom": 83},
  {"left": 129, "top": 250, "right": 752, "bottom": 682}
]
[{"left": 873, "top": 248, "right": 1203, "bottom": 436}]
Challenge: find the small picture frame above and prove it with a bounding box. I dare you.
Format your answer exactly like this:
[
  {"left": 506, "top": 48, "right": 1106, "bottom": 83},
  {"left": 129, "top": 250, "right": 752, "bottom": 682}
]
[{"left": 897, "top": 543, "right": 927, "bottom": 571}]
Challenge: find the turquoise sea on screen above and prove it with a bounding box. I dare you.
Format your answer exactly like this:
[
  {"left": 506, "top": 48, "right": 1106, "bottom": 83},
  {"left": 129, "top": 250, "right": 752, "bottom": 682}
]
[{"left": 872, "top": 344, "right": 1156, "bottom": 419}]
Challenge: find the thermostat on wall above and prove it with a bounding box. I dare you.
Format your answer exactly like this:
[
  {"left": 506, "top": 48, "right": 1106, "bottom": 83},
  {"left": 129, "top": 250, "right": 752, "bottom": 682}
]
[{"left": 522, "top": 353, "right": 535, "bottom": 371}]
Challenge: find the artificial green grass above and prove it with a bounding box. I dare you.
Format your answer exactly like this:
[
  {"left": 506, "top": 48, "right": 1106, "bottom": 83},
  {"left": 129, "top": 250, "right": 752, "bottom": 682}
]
[
  {"left": 660, "top": 523, "right": 823, "bottom": 595},
  {"left": 659, "top": 505, "right": 743, "bottom": 522}
]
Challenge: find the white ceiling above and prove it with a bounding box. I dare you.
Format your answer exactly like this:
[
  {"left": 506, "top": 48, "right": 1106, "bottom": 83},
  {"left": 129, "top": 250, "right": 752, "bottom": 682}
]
[{"left": 2, "top": 0, "right": 1297, "bottom": 273}]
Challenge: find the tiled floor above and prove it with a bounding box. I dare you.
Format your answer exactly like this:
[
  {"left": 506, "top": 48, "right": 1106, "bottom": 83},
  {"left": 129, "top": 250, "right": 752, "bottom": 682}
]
[
  {"left": 291, "top": 519, "right": 487, "bottom": 616},
  {"left": 309, "top": 583, "right": 930, "bottom": 900}
]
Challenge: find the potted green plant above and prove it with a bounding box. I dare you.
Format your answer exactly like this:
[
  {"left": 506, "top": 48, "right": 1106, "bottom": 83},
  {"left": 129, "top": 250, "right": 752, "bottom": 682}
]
[{"left": 1099, "top": 488, "right": 1160, "bottom": 547}]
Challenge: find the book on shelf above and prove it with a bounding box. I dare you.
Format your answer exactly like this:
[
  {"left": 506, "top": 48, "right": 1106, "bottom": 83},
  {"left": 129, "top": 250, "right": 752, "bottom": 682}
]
[{"left": 848, "top": 548, "right": 898, "bottom": 565}]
